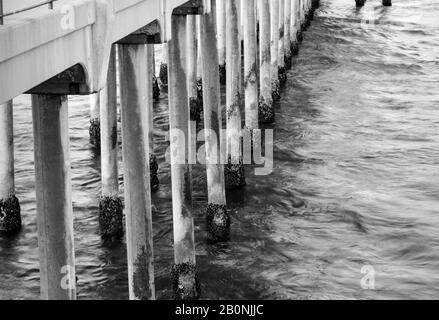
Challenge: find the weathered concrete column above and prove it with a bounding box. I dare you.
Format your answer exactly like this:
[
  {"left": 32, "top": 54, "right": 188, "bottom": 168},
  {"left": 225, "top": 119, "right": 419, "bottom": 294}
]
[
  {"left": 217, "top": 0, "right": 227, "bottom": 84},
  {"left": 99, "top": 45, "right": 123, "bottom": 239},
  {"left": 147, "top": 44, "right": 160, "bottom": 193},
  {"left": 187, "top": 15, "right": 202, "bottom": 123},
  {"left": 284, "top": 0, "right": 292, "bottom": 69},
  {"left": 89, "top": 93, "right": 100, "bottom": 150},
  {"left": 0, "top": 100, "right": 21, "bottom": 233},
  {"left": 159, "top": 43, "right": 168, "bottom": 86},
  {"left": 118, "top": 43, "right": 155, "bottom": 300},
  {"left": 200, "top": 0, "right": 230, "bottom": 243},
  {"left": 383, "top": 0, "right": 392, "bottom": 6},
  {"left": 152, "top": 47, "right": 161, "bottom": 100},
  {"left": 278, "top": 0, "right": 287, "bottom": 87},
  {"left": 243, "top": 0, "right": 258, "bottom": 132},
  {"left": 31, "top": 94, "right": 76, "bottom": 300},
  {"left": 168, "top": 14, "right": 200, "bottom": 300},
  {"left": 259, "top": 0, "right": 274, "bottom": 124},
  {"left": 296, "top": 0, "right": 304, "bottom": 42},
  {"left": 196, "top": 18, "right": 204, "bottom": 109},
  {"left": 225, "top": 0, "right": 246, "bottom": 189},
  {"left": 290, "top": 0, "right": 299, "bottom": 55},
  {"left": 270, "top": 0, "right": 280, "bottom": 101},
  {"left": 356, "top": 0, "right": 366, "bottom": 6}
]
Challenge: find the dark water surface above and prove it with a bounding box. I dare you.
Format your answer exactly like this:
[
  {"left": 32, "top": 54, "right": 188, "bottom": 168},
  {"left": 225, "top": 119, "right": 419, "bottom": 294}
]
[{"left": 1, "top": 0, "right": 439, "bottom": 299}]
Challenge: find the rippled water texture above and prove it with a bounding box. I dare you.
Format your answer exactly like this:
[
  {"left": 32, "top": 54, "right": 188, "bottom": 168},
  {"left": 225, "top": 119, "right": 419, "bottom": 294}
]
[{"left": 1, "top": 0, "right": 439, "bottom": 300}]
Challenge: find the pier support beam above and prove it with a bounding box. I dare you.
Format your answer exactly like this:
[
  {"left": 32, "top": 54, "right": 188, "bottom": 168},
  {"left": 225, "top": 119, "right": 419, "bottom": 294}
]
[
  {"left": 99, "top": 45, "right": 123, "bottom": 239},
  {"left": 32, "top": 94, "right": 76, "bottom": 300},
  {"left": 159, "top": 44, "right": 169, "bottom": 86},
  {"left": 225, "top": 0, "right": 246, "bottom": 189},
  {"left": 270, "top": 0, "right": 281, "bottom": 101},
  {"left": 0, "top": 100, "right": 21, "bottom": 233},
  {"left": 217, "top": 0, "right": 227, "bottom": 84},
  {"left": 89, "top": 93, "right": 100, "bottom": 150},
  {"left": 278, "top": 0, "right": 287, "bottom": 87},
  {"left": 290, "top": 0, "right": 299, "bottom": 55},
  {"left": 152, "top": 47, "right": 161, "bottom": 100},
  {"left": 168, "top": 14, "right": 200, "bottom": 300},
  {"left": 147, "top": 44, "right": 160, "bottom": 193},
  {"left": 243, "top": 0, "right": 259, "bottom": 132},
  {"left": 187, "top": 15, "right": 202, "bottom": 123},
  {"left": 284, "top": 0, "right": 292, "bottom": 69},
  {"left": 118, "top": 43, "right": 155, "bottom": 300},
  {"left": 259, "top": 0, "right": 274, "bottom": 124},
  {"left": 382, "top": 0, "right": 392, "bottom": 6},
  {"left": 201, "top": 0, "right": 230, "bottom": 243}
]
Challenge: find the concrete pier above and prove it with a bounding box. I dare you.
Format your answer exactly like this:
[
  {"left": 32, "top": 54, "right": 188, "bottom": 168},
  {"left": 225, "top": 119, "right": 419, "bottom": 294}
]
[
  {"left": 217, "top": 0, "right": 227, "bottom": 85},
  {"left": 270, "top": 0, "right": 281, "bottom": 101},
  {"left": 290, "top": 0, "right": 299, "bottom": 55},
  {"left": 284, "top": 0, "right": 292, "bottom": 69},
  {"left": 225, "top": 0, "right": 246, "bottom": 189},
  {"left": 383, "top": 0, "right": 392, "bottom": 6},
  {"left": 0, "top": 100, "right": 21, "bottom": 233},
  {"left": 196, "top": 19, "right": 204, "bottom": 110},
  {"left": 200, "top": 0, "right": 230, "bottom": 243},
  {"left": 89, "top": 93, "right": 100, "bottom": 150},
  {"left": 31, "top": 94, "right": 76, "bottom": 300},
  {"left": 98, "top": 45, "right": 123, "bottom": 239},
  {"left": 259, "top": 0, "right": 274, "bottom": 124},
  {"left": 187, "top": 15, "right": 202, "bottom": 123},
  {"left": 118, "top": 43, "right": 155, "bottom": 300},
  {"left": 168, "top": 14, "right": 200, "bottom": 300},
  {"left": 159, "top": 44, "right": 169, "bottom": 87},
  {"left": 148, "top": 44, "right": 160, "bottom": 193},
  {"left": 152, "top": 48, "right": 160, "bottom": 100},
  {"left": 243, "top": 0, "right": 259, "bottom": 132},
  {"left": 278, "top": 0, "right": 287, "bottom": 87}
]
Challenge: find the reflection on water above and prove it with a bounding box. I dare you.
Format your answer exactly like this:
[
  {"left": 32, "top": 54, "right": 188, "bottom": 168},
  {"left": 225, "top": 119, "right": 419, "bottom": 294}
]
[{"left": 1, "top": 0, "right": 439, "bottom": 299}]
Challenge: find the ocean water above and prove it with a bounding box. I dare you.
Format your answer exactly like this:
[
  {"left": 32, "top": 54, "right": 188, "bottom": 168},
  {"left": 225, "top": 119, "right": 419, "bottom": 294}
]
[{"left": 1, "top": 0, "right": 439, "bottom": 299}]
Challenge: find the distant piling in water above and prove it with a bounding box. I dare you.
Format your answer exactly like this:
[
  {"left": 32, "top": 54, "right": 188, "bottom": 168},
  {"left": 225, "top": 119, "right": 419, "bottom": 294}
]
[
  {"left": 99, "top": 45, "right": 123, "bottom": 239},
  {"left": 0, "top": 100, "right": 21, "bottom": 233}
]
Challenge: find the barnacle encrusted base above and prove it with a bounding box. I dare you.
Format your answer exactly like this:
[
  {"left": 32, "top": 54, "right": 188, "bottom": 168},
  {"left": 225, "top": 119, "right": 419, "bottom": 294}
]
[
  {"left": 99, "top": 196, "right": 123, "bottom": 239},
  {"left": 206, "top": 203, "right": 230, "bottom": 243},
  {"left": 171, "top": 262, "right": 201, "bottom": 300},
  {"left": 0, "top": 195, "right": 21, "bottom": 233}
]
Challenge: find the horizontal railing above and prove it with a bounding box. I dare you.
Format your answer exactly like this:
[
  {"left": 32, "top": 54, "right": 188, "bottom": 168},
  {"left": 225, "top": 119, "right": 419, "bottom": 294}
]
[{"left": 0, "top": 0, "right": 57, "bottom": 25}]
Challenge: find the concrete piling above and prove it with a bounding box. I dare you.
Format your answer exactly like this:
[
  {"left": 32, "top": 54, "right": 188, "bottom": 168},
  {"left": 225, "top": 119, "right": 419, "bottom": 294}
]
[
  {"left": 118, "top": 43, "right": 155, "bottom": 300},
  {"left": 187, "top": 15, "right": 202, "bottom": 123},
  {"left": 152, "top": 47, "right": 161, "bottom": 100},
  {"left": 217, "top": 0, "right": 227, "bottom": 85},
  {"left": 270, "top": 0, "right": 281, "bottom": 101},
  {"left": 89, "top": 93, "right": 100, "bottom": 150},
  {"left": 147, "top": 44, "right": 160, "bottom": 193},
  {"left": 159, "top": 44, "right": 169, "bottom": 86},
  {"left": 278, "top": 0, "right": 287, "bottom": 87},
  {"left": 259, "top": 0, "right": 274, "bottom": 124},
  {"left": 196, "top": 19, "right": 204, "bottom": 110},
  {"left": 31, "top": 94, "right": 76, "bottom": 300},
  {"left": 284, "top": 0, "right": 292, "bottom": 69},
  {"left": 98, "top": 45, "right": 123, "bottom": 239},
  {"left": 200, "top": 0, "right": 230, "bottom": 243},
  {"left": 383, "top": 0, "right": 392, "bottom": 6},
  {"left": 225, "top": 0, "right": 246, "bottom": 190},
  {"left": 0, "top": 100, "right": 21, "bottom": 233},
  {"left": 168, "top": 14, "right": 200, "bottom": 300},
  {"left": 290, "top": 0, "right": 299, "bottom": 55},
  {"left": 243, "top": 0, "right": 259, "bottom": 132}
]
